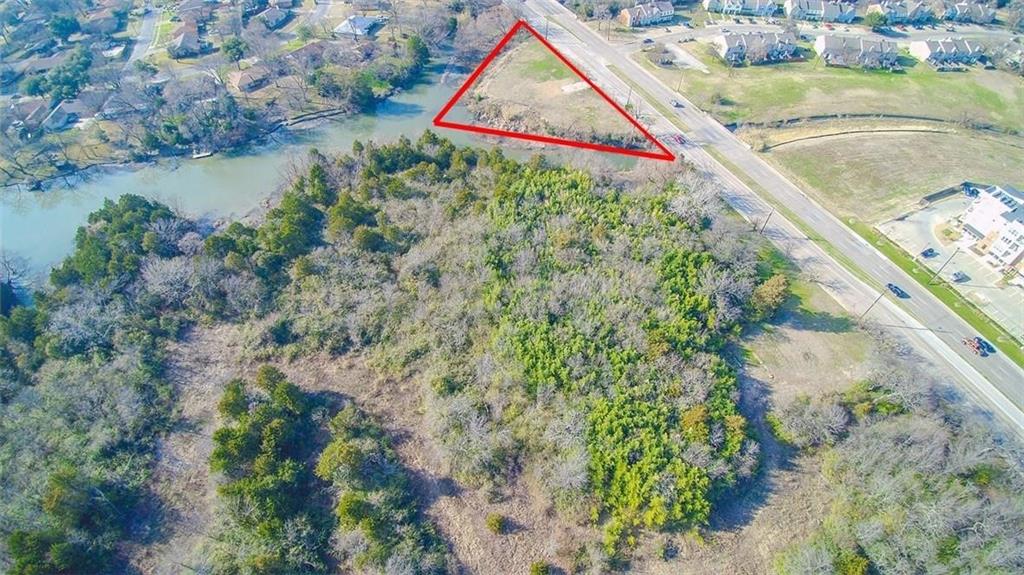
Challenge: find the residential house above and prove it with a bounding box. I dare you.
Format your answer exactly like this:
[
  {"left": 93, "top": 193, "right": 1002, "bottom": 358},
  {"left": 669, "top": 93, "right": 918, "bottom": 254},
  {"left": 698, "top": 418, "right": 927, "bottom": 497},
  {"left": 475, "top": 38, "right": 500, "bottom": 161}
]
[
  {"left": 176, "top": 0, "right": 216, "bottom": 25},
  {"left": 168, "top": 24, "right": 202, "bottom": 58},
  {"left": 942, "top": 1, "right": 996, "bottom": 23},
  {"left": 14, "top": 51, "right": 71, "bottom": 77},
  {"left": 82, "top": 8, "right": 124, "bottom": 35},
  {"left": 619, "top": 2, "right": 676, "bottom": 27},
  {"left": 814, "top": 34, "right": 900, "bottom": 68},
  {"left": 703, "top": 0, "right": 778, "bottom": 16},
  {"left": 230, "top": 66, "right": 271, "bottom": 92},
  {"left": 784, "top": 0, "right": 857, "bottom": 22},
  {"left": 256, "top": 7, "right": 290, "bottom": 30},
  {"left": 713, "top": 31, "right": 799, "bottom": 65},
  {"left": 38, "top": 94, "right": 106, "bottom": 131},
  {"left": 3, "top": 97, "right": 49, "bottom": 133},
  {"left": 909, "top": 37, "right": 984, "bottom": 65},
  {"left": 334, "top": 15, "right": 385, "bottom": 37},
  {"left": 270, "top": 0, "right": 297, "bottom": 7},
  {"left": 961, "top": 185, "right": 1024, "bottom": 271},
  {"left": 866, "top": 1, "right": 932, "bottom": 24},
  {"left": 286, "top": 40, "right": 329, "bottom": 69}
]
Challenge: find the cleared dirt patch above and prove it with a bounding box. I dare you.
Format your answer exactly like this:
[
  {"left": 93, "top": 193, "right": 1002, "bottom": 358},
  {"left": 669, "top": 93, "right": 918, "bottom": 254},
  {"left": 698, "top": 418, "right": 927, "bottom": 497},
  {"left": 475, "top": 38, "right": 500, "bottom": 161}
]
[{"left": 128, "top": 324, "right": 243, "bottom": 575}]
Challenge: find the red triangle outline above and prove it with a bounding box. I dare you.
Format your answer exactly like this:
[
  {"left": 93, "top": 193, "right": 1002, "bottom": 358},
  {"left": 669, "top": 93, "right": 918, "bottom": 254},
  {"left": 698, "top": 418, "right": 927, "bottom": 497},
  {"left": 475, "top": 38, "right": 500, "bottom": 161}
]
[{"left": 432, "top": 19, "right": 676, "bottom": 162}]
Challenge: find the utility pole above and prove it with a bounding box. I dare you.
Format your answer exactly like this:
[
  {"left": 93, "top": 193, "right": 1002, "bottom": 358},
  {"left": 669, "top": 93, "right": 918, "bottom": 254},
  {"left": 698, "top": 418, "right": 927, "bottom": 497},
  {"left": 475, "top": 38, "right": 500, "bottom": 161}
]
[
  {"left": 858, "top": 291, "right": 885, "bottom": 321},
  {"left": 929, "top": 246, "right": 960, "bottom": 284},
  {"left": 759, "top": 207, "right": 774, "bottom": 234}
]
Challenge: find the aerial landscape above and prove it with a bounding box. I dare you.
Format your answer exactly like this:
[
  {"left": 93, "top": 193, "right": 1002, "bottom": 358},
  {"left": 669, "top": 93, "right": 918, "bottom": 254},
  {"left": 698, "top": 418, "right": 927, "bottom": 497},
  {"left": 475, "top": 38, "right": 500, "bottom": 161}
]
[{"left": 0, "top": 0, "right": 1023, "bottom": 574}]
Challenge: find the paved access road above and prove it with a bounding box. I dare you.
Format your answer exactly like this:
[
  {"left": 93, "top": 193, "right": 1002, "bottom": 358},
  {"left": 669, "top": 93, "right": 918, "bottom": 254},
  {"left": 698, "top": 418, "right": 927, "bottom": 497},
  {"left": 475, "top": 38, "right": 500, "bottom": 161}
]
[{"left": 507, "top": 0, "right": 1024, "bottom": 433}]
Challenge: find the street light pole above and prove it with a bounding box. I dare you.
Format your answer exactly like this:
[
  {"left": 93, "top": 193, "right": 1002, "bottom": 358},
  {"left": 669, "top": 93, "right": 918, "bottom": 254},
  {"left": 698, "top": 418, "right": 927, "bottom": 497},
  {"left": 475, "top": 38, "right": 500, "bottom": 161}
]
[
  {"left": 929, "top": 246, "right": 960, "bottom": 284},
  {"left": 759, "top": 207, "right": 774, "bottom": 234},
  {"left": 858, "top": 291, "right": 885, "bottom": 321}
]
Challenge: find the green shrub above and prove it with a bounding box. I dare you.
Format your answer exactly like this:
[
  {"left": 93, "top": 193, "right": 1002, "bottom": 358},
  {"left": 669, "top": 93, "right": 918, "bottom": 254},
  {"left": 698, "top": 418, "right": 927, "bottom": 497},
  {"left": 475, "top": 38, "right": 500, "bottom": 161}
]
[
  {"left": 529, "top": 561, "right": 551, "bottom": 575},
  {"left": 486, "top": 512, "right": 506, "bottom": 534}
]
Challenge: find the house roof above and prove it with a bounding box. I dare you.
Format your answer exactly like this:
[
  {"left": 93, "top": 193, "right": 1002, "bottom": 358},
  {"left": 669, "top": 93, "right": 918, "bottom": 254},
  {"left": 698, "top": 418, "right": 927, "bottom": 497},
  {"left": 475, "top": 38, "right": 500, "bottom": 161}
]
[
  {"left": 720, "top": 31, "right": 797, "bottom": 51},
  {"left": 257, "top": 7, "right": 289, "bottom": 28},
  {"left": 915, "top": 36, "right": 984, "bottom": 57},
  {"left": 334, "top": 15, "right": 383, "bottom": 36},
  {"left": 622, "top": 2, "right": 675, "bottom": 21}
]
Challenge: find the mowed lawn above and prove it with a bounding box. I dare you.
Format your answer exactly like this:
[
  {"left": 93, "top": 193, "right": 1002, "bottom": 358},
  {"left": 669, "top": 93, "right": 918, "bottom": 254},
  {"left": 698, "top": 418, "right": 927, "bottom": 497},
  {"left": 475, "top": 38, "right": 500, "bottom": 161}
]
[
  {"left": 767, "top": 131, "right": 1024, "bottom": 223},
  {"left": 648, "top": 46, "right": 1024, "bottom": 132}
]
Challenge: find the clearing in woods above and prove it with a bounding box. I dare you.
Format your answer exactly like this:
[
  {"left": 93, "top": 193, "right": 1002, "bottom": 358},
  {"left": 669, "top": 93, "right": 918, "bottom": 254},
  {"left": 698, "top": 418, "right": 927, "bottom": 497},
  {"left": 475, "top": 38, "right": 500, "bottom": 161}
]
[{"left": 434, "top": 19, "right": 674, "bottom": 161}]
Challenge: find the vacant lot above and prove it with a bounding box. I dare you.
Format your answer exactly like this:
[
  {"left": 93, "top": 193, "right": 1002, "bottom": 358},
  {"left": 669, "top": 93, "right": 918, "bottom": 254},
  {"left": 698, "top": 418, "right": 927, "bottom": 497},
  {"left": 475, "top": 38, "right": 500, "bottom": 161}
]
[
  {"left": 766, "top": 129, "right": 1024, "bottom": 222},
  {"left": 469, "top": 34, "right": 653, "bottom": 150},
  {"left": 640, "top": 46, "right": 1024, "bottom": 132}
]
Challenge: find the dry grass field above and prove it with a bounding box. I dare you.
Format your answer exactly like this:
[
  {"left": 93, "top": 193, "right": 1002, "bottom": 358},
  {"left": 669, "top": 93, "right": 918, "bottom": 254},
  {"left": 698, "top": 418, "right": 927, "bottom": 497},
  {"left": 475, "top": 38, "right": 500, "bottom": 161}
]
[
  {"left": 638, "top": 45, "right": 1024, "bottom": 132},
  {"left": 766, "top": 129, "right": 1024, "bottom": 223}
]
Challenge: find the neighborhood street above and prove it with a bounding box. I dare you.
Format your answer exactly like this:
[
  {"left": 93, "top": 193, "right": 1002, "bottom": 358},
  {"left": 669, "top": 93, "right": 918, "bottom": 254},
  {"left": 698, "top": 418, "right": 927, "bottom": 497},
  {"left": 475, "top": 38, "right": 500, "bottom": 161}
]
[{"left": 510, "top": 0, "right": 1024, "bottom": 433}]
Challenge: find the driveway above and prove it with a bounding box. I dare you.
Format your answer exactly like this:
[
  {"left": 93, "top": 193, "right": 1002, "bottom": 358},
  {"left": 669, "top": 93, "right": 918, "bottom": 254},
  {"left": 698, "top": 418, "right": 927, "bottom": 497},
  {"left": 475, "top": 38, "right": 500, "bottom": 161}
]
[
  {"left": 879, "top": 198, "right": 1024, "bottom": 341},
  {"left": 125, "top": 1, "right": 158, "bottom": 69}
]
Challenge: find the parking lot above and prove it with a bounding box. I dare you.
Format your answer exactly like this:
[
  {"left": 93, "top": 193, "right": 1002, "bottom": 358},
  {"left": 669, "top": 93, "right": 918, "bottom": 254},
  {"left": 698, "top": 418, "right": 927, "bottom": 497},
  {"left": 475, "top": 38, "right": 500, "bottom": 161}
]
[{"left": 879, "top": 197, "right": 1024, "bottom": 341}]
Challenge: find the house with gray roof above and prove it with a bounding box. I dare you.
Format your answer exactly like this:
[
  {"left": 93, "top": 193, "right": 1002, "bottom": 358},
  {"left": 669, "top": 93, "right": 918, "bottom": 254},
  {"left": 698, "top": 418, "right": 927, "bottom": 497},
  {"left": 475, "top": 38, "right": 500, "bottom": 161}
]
[
  {"left": 784, "top": 0, "right": 857, "bottom": 22},
  {"left": 334, "top": 15, "right": 385, "bottom": 37},
  {"left": 713, "top": 31, "right": 799, "bottom": 65},
  {"left": 866, "top": 1, "right": 933, "bottom": 24},
  {"left": 814, "top": 34, "right": 900, "bottom": 68},
  {"left": 942, "top": 1, "right": 996, "bottom": 23},
  {"left": 909, "top": 37, "right": 984, "bottom": 65},
  {"left": 703, "top": 0, "right": 778, "bottom": 16}
]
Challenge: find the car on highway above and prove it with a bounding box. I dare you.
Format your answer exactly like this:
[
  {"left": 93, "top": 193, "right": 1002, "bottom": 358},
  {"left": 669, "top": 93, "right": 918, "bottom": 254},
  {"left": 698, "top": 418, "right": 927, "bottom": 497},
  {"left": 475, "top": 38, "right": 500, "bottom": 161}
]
[
  {"left": 920, "top": 247, "right": 937, "bottom": 258},
  {"left": 670, "top": 99, "right": 683, "bottom": 108},
  {"left": 886, "top": 283, "right": 908, "bottom": 298},
  {"left": 963, "top": 337, "right": 985, "bottom": 355},
  {"left": 975, "top": 337, "right": 995, "bottom": 355}
]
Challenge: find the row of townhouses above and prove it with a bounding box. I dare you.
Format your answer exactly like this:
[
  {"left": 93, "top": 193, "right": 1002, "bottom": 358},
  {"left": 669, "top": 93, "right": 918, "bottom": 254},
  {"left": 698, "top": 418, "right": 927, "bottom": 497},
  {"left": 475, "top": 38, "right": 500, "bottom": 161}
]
[
  {"left": 813, "top": 34, "right": 899, "bottom": 68},
  {"left": 698, "top": 0, "right": 996, "bottom": 24}
]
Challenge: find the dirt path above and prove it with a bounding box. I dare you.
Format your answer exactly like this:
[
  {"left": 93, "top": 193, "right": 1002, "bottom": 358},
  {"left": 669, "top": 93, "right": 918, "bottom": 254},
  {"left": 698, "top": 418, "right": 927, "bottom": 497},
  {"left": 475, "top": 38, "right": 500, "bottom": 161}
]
[{"left": 128, "top": 324, "right": 243, "bottom": 574}]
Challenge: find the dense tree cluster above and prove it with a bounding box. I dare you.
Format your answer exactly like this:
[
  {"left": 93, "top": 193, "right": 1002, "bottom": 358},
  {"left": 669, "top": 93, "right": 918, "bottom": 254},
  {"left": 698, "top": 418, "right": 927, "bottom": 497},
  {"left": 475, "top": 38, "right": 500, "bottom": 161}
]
[
  {"left": 773, "top": 345, "right": 1024, "bottom": 574},
  {"left": 250, "top": 134, "right": 774, "bottom": 558},
  {"left": 207, "top": 366, "right": 333, "bottom": 574},
  {"left": 316, "top": 406, "right": 448, "bottom": 572}
]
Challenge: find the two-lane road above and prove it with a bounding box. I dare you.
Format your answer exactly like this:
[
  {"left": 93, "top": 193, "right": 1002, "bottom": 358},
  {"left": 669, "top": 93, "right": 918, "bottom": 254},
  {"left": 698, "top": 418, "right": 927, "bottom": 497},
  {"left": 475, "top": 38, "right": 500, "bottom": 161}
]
[{"left": 509, "top": 0, "right": 1024, "bottom": 433}]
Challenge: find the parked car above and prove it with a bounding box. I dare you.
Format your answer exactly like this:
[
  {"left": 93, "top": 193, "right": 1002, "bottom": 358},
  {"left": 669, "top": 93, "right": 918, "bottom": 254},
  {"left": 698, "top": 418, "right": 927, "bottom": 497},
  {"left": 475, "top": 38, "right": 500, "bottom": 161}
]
[
  {"left": 952, "top": 271, "right": 969, "bottom": 283},
  {"left": 748, "top": 18, "right": 756, "bottom": 23},
  {"left": 642, "top": 38, "right": 654, "bottom": 44},
  {"left": 920, "top": 247, "right": 937, "bottom": 258},
  {"left": 886, "top": 283, "right": 908, "bottom": 298}
]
